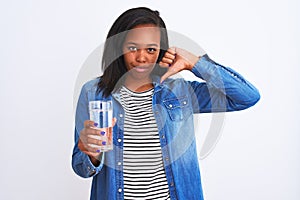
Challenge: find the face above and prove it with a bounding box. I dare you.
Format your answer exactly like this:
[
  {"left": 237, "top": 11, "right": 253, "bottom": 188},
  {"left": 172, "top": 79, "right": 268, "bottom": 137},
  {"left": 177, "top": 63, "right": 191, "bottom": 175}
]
[{"left": 122, "top": 24, "right": 161, "bottom": 81}]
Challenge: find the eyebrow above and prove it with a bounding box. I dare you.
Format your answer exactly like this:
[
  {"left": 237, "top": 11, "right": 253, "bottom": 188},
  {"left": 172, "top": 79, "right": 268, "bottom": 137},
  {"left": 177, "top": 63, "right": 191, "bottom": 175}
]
[{"left": 125, "top": 42, "right": 159, "bottom": 47}]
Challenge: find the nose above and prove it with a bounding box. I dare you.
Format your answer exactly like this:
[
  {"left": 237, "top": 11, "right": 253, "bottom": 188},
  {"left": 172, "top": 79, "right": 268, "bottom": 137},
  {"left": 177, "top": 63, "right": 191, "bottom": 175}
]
[{"left": 136, "top": 49, "right": 147, "bottom": 63}]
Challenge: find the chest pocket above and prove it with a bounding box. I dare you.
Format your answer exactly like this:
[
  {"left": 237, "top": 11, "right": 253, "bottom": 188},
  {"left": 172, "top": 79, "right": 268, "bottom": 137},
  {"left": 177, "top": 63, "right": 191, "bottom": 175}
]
[{"left": 163, "top": 96, "right": 192, "bottom": 121}]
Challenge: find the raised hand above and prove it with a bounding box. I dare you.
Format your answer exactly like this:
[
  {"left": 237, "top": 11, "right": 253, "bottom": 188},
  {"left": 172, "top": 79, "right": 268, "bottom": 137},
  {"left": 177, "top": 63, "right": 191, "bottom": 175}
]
[
  {"left": 159, "top": 47, "right": 200, "bottom": 83},
  {"left": 78, "top": 118, "right": 117, "bottom": 165}
]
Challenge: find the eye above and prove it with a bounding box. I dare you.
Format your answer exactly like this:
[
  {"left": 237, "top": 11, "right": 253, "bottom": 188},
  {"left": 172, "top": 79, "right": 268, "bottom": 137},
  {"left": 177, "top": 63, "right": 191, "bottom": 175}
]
[
  {"left": 127, "top": 46, "right": 137, "bottom": 52},
  {"left": 147, "top": 48, "right": 157, "bottom": 54}
]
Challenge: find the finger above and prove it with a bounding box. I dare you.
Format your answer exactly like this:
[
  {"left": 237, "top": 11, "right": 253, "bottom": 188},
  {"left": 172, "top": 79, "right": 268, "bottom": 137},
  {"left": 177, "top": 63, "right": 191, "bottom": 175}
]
[
  {"left": 81, "top": 127, "right": 106, "bottom": 137},
  {"left": 160, "top": 68, "right": 177, "bottom": 83},
  {"left": 112, "top": 117, "right": 117, "bottom": 127},
  {"left": 80, "top": 136, "right": 104, "bottom": 153},
  {"left": 164, "top": 52, "right": 176, "bottom": 60},
  {"left": 159, "top": 61, "right": 170, "bottom": 68},
  {"left": 167, "top": 47, "right": 176, "bottom": 55},
  {"left": 78, "top": 138, "right": 102, "bottom": 157},
  {"left": 86, "top": 138, "right": 106, "bottom": 150},
  {"left": 87, "top": 137, "right": 107, "bottom": 147},
  {"left": 161, "top": 57, "right": 174, "bottom": 65},
  {"left": 88, "top": 150, "right": 103, "bottom": 160},
  {"left": 84, "top": 120, "right": 97, "bottom": 128},
  {"left": 86, "top": 118, "right": 117, "bottom": 129},
  {"left": 85, "top": 145, "right": 102, "bottom": 155}
]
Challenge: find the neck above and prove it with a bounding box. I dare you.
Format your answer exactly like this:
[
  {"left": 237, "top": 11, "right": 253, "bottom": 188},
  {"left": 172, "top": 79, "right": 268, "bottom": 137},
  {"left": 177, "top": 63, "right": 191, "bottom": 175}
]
[{"left": 124, "top": 77, "right": 153, "bottom": 92}]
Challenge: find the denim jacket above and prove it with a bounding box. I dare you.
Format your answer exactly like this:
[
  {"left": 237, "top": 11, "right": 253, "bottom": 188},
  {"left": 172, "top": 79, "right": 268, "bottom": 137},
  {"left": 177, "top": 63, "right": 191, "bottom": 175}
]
[{"left": 72, "top": 55, "right": 260, "bottom": 200}]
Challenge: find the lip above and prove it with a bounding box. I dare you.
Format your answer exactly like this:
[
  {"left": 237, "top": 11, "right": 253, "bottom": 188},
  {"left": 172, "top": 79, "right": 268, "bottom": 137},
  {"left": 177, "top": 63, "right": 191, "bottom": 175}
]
[{"left": 132, "top": 66, "right": 151, "bottom": 73}]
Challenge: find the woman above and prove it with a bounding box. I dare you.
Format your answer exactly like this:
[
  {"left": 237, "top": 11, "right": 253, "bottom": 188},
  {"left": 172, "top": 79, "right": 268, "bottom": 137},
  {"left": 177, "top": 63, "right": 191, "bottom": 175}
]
[{"left": 72, "top": 7, "right": 260, "bottom": 200}]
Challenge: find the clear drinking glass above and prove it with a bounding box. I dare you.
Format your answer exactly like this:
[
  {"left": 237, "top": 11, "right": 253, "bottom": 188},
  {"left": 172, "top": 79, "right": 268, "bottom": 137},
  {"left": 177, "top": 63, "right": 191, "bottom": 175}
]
[{"left": 89, "top": 100, "right": 113, "bottom": 152}]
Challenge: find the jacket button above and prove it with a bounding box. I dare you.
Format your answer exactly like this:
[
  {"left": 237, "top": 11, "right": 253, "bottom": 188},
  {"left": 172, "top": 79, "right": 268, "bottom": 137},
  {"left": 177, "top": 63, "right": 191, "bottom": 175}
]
[
  {"left": 118, "top": 138, "right": 122, "bottom": 142},
  {"left": 170, "top": 182, "right": 174, "bottom": 186},
  {"left": 169, "top": 104, "right": 173, "bottom": 108},
  {"left": 118, "top": 188, "right": 122, "bottom": 193},
  {"left": 161, "top": 135, "right": 165, "bottom": 139},
  {"left": 119, "top": 113, "right": 123, "bottom": 118}
]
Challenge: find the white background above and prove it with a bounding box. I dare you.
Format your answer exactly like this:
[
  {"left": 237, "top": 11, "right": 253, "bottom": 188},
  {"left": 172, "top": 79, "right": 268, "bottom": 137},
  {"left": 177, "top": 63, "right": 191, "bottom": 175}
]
[{"left": 0, "top": 0, "right": 299, "bottom": 199}]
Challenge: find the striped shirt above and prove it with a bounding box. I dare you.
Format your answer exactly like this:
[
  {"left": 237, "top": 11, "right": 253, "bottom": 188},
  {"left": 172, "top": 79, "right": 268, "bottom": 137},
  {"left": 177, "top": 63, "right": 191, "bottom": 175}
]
[{"left": 120, "top": 86, "right": 170, "bottom": 200}]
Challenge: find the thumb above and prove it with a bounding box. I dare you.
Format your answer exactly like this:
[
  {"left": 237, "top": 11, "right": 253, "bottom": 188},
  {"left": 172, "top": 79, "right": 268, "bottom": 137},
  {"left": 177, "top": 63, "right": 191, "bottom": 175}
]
[
  {"left": 112, "top": 117, "right": 117, "bottom": 127},
  {"left": 160, "top": 68, "right": 177, "bottom": 84}
]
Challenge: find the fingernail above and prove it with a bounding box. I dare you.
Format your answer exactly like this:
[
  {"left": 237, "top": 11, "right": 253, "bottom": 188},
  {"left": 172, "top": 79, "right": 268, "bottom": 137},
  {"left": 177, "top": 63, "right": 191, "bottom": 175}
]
[
  {"left": 96, "top": 149, "right": 100, "bottom": 153},
  {"left": 100, "top": 131, "right": 105, "bottom": 136},
  {"left": 94, "top": 122, "right": 98, "bottom": 126},
  {"left": 102, "top": 141, "right": 106, "bottom": 145}
]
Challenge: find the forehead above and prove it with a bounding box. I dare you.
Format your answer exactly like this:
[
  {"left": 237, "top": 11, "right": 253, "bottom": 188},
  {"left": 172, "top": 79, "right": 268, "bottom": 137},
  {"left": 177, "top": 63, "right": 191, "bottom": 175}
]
[{"left": 124, "top": 24, "right": 161, "bottom": 45}]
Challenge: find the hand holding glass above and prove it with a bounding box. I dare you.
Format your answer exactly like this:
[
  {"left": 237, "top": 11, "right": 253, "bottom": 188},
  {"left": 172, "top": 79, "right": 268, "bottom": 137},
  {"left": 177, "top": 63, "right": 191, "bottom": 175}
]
[{"left": 89, "top": 100, "right": 113, "bottom": 152}]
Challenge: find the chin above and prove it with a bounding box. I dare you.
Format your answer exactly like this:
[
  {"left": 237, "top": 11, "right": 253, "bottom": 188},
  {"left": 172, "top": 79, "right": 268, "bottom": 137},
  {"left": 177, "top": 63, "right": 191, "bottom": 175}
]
[{"left": 127, "top": 70, "right": 152, "bottom": 81}]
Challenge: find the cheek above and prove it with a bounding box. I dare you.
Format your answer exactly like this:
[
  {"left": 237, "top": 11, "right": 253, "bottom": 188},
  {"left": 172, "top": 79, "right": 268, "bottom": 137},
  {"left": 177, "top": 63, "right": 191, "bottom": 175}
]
[
  {"left": 150, "top": 52, "right": 160, "bottom": 63},
  {"left": 123, "top": 53, "right": 132, "bottom": 67}
]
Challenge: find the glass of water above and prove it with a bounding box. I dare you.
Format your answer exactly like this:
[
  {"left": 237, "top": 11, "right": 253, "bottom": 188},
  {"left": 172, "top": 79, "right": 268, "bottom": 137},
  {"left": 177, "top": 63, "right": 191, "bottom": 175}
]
[{"left": 89, "top": 100, "right": 113, "bottom": 152}]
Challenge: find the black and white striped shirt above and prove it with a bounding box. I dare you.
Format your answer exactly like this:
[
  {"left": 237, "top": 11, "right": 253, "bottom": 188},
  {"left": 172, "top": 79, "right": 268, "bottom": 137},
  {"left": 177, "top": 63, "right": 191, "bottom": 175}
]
[{"left": 120, "top": 86, "right": 170, "bottom": 200}]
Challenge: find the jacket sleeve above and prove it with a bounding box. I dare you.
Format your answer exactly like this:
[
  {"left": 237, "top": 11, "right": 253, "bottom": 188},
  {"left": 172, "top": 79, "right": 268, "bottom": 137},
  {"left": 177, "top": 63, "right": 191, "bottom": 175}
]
[
  {"left": 189, "top": 54, "right": 260, "bottom": 113},
  {"left": 71, "top": 82, "right": 105, "bottom": 178}
]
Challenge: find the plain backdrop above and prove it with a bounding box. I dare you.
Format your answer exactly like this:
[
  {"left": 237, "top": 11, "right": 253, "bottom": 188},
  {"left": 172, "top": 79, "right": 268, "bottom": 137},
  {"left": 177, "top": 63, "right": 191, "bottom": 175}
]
[{"left": 0, "top": 0, "right": 299, "bottom": 199}]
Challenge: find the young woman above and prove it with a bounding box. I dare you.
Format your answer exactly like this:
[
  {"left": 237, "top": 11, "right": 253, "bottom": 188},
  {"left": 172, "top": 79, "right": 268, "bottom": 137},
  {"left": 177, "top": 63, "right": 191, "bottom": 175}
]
[{"left": 72, "top": 7, "right": 260, "bottom": 200}]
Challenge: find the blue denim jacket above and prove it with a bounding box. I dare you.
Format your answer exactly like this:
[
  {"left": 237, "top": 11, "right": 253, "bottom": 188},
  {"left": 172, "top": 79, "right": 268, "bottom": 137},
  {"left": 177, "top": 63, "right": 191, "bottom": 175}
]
[{"left": 72, "top": 55, "right": 260, "bottom": 200}]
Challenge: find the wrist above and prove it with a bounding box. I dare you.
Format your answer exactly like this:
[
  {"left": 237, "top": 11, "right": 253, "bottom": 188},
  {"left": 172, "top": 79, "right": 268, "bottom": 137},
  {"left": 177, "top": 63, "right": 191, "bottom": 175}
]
[
  {"left": 188, "top": 55, "right": 201, "bottom": 70},
  {"left": 89, "top": 153, "right": 103, "bottom": 167}
]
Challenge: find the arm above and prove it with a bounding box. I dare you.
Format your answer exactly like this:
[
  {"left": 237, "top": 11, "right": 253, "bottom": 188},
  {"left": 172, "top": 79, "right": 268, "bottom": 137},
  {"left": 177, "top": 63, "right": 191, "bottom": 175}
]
[
  {"left": 71, "top": 82, "right": 105, "bottom": 178},
  {"left": 189, "top": 54, "right": 260, "bottom": 113},
  {"left": 159, "top": 48, "right": 260, "bottom": 113}
]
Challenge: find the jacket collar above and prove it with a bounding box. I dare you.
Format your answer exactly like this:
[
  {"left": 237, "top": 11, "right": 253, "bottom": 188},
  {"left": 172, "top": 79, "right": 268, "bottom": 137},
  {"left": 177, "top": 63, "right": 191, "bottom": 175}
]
[{"left": 111, "top": 75, "right": 164, "bottom": 99}]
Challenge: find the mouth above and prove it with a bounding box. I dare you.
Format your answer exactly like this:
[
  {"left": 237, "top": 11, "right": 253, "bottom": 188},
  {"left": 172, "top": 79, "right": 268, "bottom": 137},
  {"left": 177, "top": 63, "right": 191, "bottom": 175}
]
[{"left": 132, "top": 65, "right": 151, "bottom": 73}]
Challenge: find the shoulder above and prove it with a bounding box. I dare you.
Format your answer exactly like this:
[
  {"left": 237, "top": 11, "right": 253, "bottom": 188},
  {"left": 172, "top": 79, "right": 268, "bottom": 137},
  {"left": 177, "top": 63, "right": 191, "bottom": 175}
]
[
  {"left": 81, "top": 78, "right": 100, "bottom": 93},
  {"left": 159, "top": 77, "right": 205, "bottom": 97},
  {"left": 163, "top": 77, "right": 189, "bottom": 88}
]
